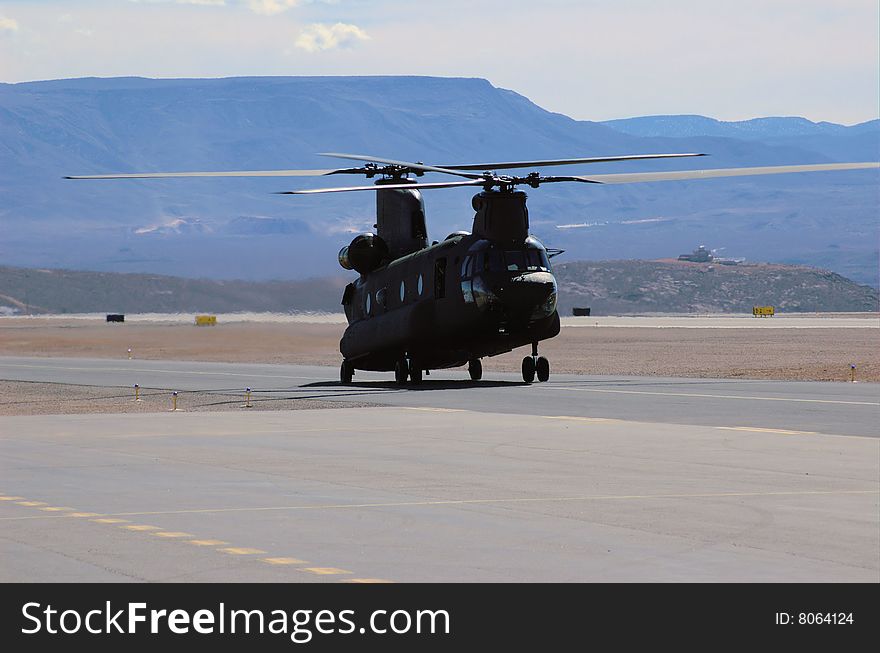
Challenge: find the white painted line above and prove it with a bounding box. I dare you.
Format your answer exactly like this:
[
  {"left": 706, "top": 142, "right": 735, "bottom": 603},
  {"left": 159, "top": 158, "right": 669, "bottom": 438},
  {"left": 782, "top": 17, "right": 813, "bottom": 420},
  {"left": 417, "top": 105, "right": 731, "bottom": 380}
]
[{"left": 550, "top": 385, "right": 879, "bottom": 406}]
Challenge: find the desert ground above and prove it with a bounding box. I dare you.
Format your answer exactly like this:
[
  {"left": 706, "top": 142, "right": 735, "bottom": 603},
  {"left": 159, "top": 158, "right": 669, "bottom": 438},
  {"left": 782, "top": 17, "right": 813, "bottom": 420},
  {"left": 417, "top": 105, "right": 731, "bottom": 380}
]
[
  {"left": 1, "top": 313, "right": 877, "bottom": 384},
  {"left": 0, "top": 314, "right": 880, "bottom": 381}
]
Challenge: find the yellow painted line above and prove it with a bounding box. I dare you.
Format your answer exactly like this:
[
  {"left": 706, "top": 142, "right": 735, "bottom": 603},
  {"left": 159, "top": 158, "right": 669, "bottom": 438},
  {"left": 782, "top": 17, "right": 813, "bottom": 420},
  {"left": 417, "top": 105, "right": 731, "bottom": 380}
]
[
  {"left": 66, "top": 512, "right": 100, "bottom": 518},
  {"left": 542, "top": 415, "right": 618, "bottom": 423},
  {"left": 16, "top": 501, "right": 48, "bottom": 507},
  {"left": 188, "top": 539, "right": 228, "bottom": 547},
  {"left": 0, "top": 496, "right": 25, "bottom": 501},
  {"left": 262, "top": 557, "right": 308, "bottom": 566},
  {"left": 551, "top": 385, "right": 880, "bottom": 406},
  {"left": 345, "top": 578, "right": 393, "bottom": 584},
  {"left": 151, "top": 531, "right": 193, "bottom": 538},
  {"left": 39, "top": 506, "right": 74, "bottom": 512},
  {"left": 303, "top": 567, "right": 353, "bottom": 576},
  {"left": 219, "top": 547, "right": 267, "bottom": 555},
  {"left": 717, "top": 426, "right": 817, "bottom": 436},
  {"left": 122, "top": 524, "right": 163, "bottom": 532},
  {"left": 90, "top": 518, "right": 129, "bottom": 524}
]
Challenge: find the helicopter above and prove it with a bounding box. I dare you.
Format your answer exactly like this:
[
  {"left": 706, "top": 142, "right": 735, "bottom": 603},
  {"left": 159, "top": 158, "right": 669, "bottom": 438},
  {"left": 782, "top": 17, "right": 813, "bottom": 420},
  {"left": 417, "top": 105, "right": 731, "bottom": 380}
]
[{"left": 68, "top": 154, "right": 878, "bottom": 385}]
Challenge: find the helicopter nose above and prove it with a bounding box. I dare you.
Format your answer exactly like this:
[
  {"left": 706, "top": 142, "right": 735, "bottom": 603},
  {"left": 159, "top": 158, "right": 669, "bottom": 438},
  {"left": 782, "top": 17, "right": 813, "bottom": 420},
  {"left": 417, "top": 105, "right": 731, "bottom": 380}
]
[{"left": 501, "top": 272, "right": 557, "bottom": 316}]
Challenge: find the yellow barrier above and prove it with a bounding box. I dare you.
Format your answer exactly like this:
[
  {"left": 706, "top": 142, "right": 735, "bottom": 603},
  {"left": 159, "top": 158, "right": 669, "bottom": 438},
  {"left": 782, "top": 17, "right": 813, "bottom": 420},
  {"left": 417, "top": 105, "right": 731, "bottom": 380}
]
[
  {"left": 752, "top": 306, "right": 775, "bottom": 317},
  {"left": 195, "top": 315, "right": 217, "bottom": 326}
]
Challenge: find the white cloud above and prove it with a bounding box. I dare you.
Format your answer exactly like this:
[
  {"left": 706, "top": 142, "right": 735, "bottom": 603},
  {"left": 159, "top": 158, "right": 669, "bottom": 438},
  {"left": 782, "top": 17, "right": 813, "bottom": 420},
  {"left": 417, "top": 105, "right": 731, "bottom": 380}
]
[
  {"left": 295, "top": 22, "right": 369, "bottom": 52},
  {"left": 0, "top": 16, "right": 19, "bottom": 33},
  {"left": 247, "top": 0, "right": 299, "bottom": 15}
]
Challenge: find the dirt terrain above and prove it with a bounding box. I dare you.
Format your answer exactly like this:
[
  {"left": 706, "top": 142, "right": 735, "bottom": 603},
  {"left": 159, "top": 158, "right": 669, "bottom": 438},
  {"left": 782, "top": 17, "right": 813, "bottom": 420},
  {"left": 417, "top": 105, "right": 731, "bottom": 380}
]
[
  {"left": 1, "top": 316, "right": 876, "bottom": 382},
  {"left": 1, "top": 315, "right": 876, "bottom": 416}
]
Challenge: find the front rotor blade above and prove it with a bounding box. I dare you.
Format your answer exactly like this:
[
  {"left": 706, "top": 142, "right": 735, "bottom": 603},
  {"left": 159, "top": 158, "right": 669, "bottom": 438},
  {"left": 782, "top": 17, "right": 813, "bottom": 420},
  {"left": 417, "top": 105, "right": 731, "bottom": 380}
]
[
  {"left": 437, "top": 153, "right": 706, "bottom": 171},
  {"left": 575, "top": 162, "right": 879, "bottom": 185},
  {"left": 278, "top": 180, "right": 485, "bottom": 194},
  {"left": 65, "top": 169, "right": 341, "bottom": 180},
  {"left": 318, "top": 152, "right": 482, "bottom": 180}
]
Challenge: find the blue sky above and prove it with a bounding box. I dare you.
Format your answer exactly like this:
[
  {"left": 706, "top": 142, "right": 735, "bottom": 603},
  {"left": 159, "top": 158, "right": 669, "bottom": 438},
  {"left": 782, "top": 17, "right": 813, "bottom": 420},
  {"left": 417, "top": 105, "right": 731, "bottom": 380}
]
[{"left": 0, "top": 0, "right": 877, "bottom": 124}]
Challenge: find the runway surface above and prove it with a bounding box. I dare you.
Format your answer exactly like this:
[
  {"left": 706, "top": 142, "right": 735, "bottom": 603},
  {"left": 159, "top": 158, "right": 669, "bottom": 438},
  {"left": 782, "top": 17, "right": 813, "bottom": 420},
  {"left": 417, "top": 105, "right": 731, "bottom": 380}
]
[{"left": 1, "top": 356, "right": 878, "bottom": 582}]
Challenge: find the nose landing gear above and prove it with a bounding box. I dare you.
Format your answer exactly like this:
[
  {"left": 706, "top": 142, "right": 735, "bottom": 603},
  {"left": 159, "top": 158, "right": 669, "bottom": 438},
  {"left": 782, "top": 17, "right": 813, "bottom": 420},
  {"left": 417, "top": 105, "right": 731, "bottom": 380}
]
[{"left": 522, "top": 342, "right": 550, "bottom": 383}]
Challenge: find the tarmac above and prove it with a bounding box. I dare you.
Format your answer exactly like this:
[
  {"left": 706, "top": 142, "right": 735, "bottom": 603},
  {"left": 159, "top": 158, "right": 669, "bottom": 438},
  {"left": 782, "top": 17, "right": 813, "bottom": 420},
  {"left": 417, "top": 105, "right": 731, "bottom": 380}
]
[{"left": 0, "top": 356, "right": 878, "bottom": 582}]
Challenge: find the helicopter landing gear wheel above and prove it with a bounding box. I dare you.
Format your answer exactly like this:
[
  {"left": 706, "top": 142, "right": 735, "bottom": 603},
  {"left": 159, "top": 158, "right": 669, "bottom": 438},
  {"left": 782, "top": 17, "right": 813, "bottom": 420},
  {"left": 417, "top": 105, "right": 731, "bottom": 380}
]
[
  {"left": 394, "top": 357, "right": 409, "bottom": 385},
  {"left": 340, "top": 360, "right": 353, "bottom": 385},
  {"left": 521, "top": 356, "right": 536, "bottom": 384},
  {"left": 468, "top": 358, "right": 482, "bottom": 381},
  {"left": 409, "top": 360, "right": 423, "bottom": 384},
  {"left": 536, "top": 356, "right": 550, "bottom": 382}
]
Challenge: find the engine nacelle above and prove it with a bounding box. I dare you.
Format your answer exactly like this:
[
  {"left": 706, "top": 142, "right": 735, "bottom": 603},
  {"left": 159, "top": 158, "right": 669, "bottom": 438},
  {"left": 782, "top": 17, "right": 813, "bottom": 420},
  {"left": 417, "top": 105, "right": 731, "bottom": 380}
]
[{"left": 340, "top": 233, "right": 389, "bottom": 274}]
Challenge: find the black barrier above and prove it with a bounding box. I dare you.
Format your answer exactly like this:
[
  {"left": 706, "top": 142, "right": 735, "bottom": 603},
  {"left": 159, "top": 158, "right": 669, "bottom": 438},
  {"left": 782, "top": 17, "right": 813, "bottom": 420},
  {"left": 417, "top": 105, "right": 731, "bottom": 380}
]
[
  {"left": 572, "top": 307, "right": 591, "bottom": 316},
  {"left": 106, "top": 314, "right": 125, "bottom": 323}
]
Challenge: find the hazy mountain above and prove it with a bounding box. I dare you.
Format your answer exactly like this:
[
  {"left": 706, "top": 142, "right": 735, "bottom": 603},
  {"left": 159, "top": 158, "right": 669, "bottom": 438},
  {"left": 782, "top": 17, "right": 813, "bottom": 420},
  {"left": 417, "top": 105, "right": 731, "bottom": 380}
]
[
  {"left": 602, "top": 114, "right": 879, "bottom": 140},
  {"left": 554, "top": 260, "right": 879, "bottom": 315},
  {"left": 1, "top": 76, "right": 877, "bottom": 285},
  {"left": 0, "top": 265, "right": 348, "bottom": 315},
  {"left": 2, "top": 262, "right": 874, "bottom": 316}
]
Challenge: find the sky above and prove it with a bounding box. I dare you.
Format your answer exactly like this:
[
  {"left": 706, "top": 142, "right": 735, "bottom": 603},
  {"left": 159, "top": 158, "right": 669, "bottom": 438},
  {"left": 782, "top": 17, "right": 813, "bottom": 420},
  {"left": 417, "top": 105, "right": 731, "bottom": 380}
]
[{"left": 0, "top": 0, "right": 877, "bottom": 124}]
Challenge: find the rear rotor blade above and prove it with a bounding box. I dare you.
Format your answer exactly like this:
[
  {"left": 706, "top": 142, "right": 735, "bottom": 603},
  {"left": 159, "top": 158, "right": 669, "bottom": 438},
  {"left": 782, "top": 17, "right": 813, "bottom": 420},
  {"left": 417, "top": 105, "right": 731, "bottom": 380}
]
[
  {"left": 319, "top": 152, "right": 482, "bottom": 179},
  {"left": 575, "top": 162, "right": 879, "bottom": 184},
  {"left": 65, "top": 168, "right": 342, "bottom": 180},
  {"left": 279, "top": 179, "right": 486, "bottom": 194},
  {"left": 438, "top": 153, "right": 706, "bottom": 171}
]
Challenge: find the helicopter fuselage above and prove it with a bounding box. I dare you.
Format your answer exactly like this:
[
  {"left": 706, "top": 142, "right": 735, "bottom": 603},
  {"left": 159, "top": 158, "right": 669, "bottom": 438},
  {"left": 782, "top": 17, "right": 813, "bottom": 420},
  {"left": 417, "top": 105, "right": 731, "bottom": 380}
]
[{"left": 340, "top": 231, "right": 560, "bottom": 373}]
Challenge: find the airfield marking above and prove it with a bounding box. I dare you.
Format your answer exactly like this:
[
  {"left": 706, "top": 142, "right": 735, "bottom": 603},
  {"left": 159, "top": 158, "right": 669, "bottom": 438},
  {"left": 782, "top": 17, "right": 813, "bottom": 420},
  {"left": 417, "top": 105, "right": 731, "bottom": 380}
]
[
  {"left": 717, "top": 426, "right": 817, "bottom": 436},
  {"left": 1, "top": 495, "right": 387, "bottom": 582},
  {"left": 262, "top": 557, "right": 308, "bottom": 566},
  {"left": 219, "top": 547, "right": 267, "bottom": 556},
  {"left": 541, "top": 415, "right": 620, "bottom": 423},
  {"left": 303, "top": 567, "right": 353, "bottom": 576},
  {"left": 16, "top": 488, "right": 867, "bottom": 521},
  {"left": 549, "top": 385, "right": 879, "bottom": 407}
]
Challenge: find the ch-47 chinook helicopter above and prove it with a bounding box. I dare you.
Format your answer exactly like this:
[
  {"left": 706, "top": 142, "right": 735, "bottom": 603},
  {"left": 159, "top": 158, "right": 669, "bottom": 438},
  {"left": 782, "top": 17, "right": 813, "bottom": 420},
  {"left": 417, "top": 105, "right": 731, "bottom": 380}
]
[{"left": 69, "top": 153, "right": 879, "bottom": 385}]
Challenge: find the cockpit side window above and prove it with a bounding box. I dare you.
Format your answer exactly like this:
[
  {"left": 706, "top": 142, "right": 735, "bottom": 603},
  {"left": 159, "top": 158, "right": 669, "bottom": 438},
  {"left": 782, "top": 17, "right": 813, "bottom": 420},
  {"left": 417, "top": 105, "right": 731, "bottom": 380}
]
[
  {"left": 461, "top": 255, "right": 472, "bottom": 279},
  {"left": 527, "top": 249, "right": 551, "bottom": 270}
]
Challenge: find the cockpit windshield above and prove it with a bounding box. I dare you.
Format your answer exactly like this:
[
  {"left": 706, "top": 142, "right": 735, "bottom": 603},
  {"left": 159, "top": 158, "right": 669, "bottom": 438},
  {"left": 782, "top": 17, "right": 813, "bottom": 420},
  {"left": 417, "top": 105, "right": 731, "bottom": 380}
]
[{"left": 477, "top": 242, "right": 551, "bottom": 274}]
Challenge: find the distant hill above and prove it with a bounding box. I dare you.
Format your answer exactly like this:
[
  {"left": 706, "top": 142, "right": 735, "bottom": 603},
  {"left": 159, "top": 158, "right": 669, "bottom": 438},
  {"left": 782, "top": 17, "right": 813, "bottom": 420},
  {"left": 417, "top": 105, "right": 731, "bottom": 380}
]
[
  {"left": 2, "top": 262, "right": 876, "bottom": 316},
  {"left": 602, "top": 114, "right": 879, "bottom": 140},
  {"left": 554, "top": 260, "right": 879, "bottom": 314},
  {"left": 0, "top": 266, "right": 347, "bottom": 315},
  {"left": 1, "top": 77, "right": 877, "bottom": 285}
]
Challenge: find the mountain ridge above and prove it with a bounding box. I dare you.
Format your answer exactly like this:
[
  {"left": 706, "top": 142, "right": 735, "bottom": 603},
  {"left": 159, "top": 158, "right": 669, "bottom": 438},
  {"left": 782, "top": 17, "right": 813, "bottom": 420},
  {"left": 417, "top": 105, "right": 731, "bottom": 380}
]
[
  {"left": 1, "top": 75, "right": 877, "bottom": 286},
  {"left": 1, "top": 261, "right": 875, "bottom": 316}
]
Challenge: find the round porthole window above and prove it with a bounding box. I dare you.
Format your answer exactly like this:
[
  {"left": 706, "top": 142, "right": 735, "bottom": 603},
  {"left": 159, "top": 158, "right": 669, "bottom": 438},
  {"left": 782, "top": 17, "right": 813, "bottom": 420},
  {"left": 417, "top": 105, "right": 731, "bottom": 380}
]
[
  {"left": 400, "top": 280, "right": 406, "bottom": 302},
  {"left": 365, "top": 292, "right": 371, "bottom": 315},
  {"left": 417, "top": 274, "right": 424, "bottom": 296}
]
